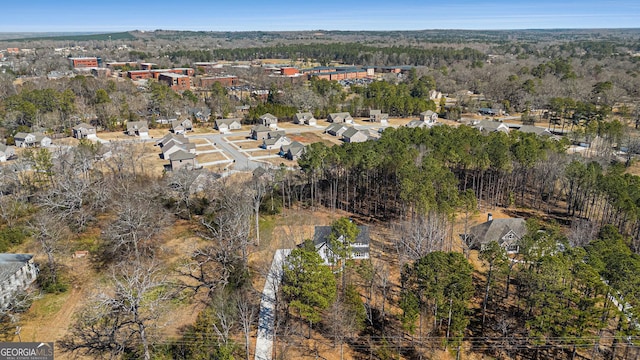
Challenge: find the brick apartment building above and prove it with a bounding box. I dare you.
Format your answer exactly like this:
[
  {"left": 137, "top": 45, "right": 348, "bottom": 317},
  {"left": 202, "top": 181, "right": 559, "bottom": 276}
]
[
  {"left": 280, "top": 67, "right": 299, "bottom": 76},
  {"left": 69, "top": 57, "right": 101, "bottom": 68},
  {"left": 126, "top": 68, "right": 195, "bottom": 81},
  {"left": 302, "top": 66, "right": 371, "bottom": 81},
  {"left": 158, "top": 73, "right": 191, "bottom": 90},
  {"left": 199, "top": 75, "right": 239, "bottom": 88}
]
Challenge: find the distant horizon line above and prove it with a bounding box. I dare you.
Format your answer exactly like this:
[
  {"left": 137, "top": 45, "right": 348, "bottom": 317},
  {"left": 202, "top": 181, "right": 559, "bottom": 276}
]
[{"left": 1, "top": 27, "right": 640, "bottom": 34}]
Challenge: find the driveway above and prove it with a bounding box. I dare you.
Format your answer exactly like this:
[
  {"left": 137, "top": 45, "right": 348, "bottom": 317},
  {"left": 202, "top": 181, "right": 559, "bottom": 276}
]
[{"left": 255, "top": 249, "right": 291, "bottom": 360}]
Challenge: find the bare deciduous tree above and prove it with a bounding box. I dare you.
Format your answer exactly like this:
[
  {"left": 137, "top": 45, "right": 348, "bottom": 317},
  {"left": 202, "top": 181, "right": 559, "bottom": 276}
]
[
  {"left": 394, "top": 211, "right": 449, "bottom": 264},
  {"left": 568, "top": 218, "right": 599, "bottom": 248},
  {"left": 101, "top": 184, "right": 168, "bottom": 263},
  {"left": 29, "top": 212, "right": 70, "bottom": 289},
  {"left": 61, "top": 260, "right": 172, "bottom": 360}
]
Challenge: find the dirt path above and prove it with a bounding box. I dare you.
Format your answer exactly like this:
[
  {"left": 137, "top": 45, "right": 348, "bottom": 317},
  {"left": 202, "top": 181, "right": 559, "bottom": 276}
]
[{"left": 17, "top": 257, "right": 94, "bottom": 359}]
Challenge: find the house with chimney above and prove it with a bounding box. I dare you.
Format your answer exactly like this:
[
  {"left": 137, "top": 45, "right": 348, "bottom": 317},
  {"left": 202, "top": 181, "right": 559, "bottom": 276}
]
[{"left": 466, "top": 214, "right": 527, "bottom": 253}]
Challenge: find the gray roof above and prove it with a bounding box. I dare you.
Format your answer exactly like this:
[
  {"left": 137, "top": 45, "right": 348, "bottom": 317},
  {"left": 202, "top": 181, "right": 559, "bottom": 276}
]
[
  {"left": 0, "top": 254, "right": 33, "bottom": 283},
  {"left": 295, "top": 112, "right": 314, "bottom": 121},
  {"left": 342, "top": 127, "right": 361, "bottom": 138},
  {"left": 468, "top": 218, "right": 526, "bottom": 247},
  {"left": 14, "top": 132, "right": 29, "bottom": 140},
  {"left": 251, "top": 124, "right": 271, "bottom": 132},
  {"left": 268, "top": 130, "right": 286, "bottom": 138},
  {"left": 216, "top": 118, "right": 242, "bottom": 126},
  {"left": 325, "top": 123, "right": 348, "bottom": 133},
  {"left": 475, "top": 120, "right": 509, "bottom": 133},
  {"left": 516, "top": 125, "right": 552, "bottom": 136},
  {"left": 170, "top": 150, "right": 196, "bottom": 161},
  {"left": 72, "top": 122, "right": 94, "bottom": 130},
  {"left": 260, "top": 113, "right": 278, "bottom": 120},
  {"left": 329, "top": 112, "right": 353, "bottom": 120},
  {"left": 313, "top": 225, "right": 370, "bottom": 253},
  {"left": 127, "top": 120, "right": 149, "bottom": 131}
]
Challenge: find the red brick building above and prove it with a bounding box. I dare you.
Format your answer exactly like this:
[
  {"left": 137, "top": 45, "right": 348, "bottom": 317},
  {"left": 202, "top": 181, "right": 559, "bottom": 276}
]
[
  {"left": 69, "top": 57, "right": 100, "bottom": 68},
  {"left": 158, "top": 73, "right": 191, "bottom": 91},
  {"left": 199, "top": 75, "right": 239, "bottom": 88},
  {"left": 302, "top": 66, "right": 369, "bottom": 81},
  {"left": 127, "top": 70, "right": 153, "bottom": 80},
  {"left": 281, "top": 67, "right": 299, "bottom": 76}
]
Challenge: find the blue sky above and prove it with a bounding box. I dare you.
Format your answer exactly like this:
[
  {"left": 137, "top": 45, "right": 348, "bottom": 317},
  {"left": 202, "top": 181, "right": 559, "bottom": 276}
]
[{"left": 2, "top": 0, "right": 639, "bottom": 32}]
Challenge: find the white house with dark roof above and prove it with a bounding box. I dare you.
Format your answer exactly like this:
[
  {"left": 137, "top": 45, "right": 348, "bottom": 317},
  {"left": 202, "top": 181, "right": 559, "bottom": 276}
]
[
  {"left": 215, "top": 118, "right": 242, "bottom": 133},
  {"left": 72, "top": 122, "right": 97, "bottom": 139},
  {"left": 171, "top": 119, "right": 193, "bottom": 134},
  {"left": 262, "top": 135, "right": 291, "bottom": 150},
  {"left": 328, "top": 112, "right": 354, "bottom": 124},
  {"left": 474, "top": 120, "right": 510, "bottom": 134},
  {"left": 0, "top": 254, "right": 38, "bottom": 310},
  {"left": 310, "top": 225, "right": 370, "bottom": 265},
  {"left": 14, "top": 133, "right": 51, "bottom": 148},
  {"left": 126, "top": 121, "right": 149, "bottom": 138},
  {"left": 420, "top": 110, "right": 438, "bottom": 124},
  {"left": 467, "top": 214, "right": 527, "bottom": 253},
  {"left": 294, "top": 112, "right": 317, "bottom": 126},
  {"left": 259, "top": 113, "right": 278, "bottom": 128},
  {"left": 325, "top": 123, "right": 350, "bottom": 137}
]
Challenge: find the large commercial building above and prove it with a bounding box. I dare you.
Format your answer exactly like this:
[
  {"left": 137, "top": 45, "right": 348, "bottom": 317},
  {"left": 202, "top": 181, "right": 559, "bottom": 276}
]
[{"left": 69, "top": 57, "right": 102, "bottom": 68}]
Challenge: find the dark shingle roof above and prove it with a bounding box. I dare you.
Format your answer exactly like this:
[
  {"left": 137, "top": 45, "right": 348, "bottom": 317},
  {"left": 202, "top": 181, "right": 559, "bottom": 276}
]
[
  {"left": 468, "top": 218, "right": 526, "bottom": 247},
  {"left": 313, "top": 225, "right": 370, "bottom": 246}
]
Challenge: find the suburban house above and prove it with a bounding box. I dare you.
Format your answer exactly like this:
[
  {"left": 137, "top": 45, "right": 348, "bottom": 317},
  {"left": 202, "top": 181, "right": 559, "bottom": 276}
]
[
  {"left": 406, "top": 119, "right": 435, "bottom": 129},
  {"left": 72, "top": 122, "right": 97, "bottom": 139},
  {"left": 215, "top": 118, "right": 242, "bottom": 133},
  {"left": 156, "top": 133, "right": 188, "bottom": 148},
  {"left": 259, "top": 113, "right": 278, "bottom": 128},
  {"left": 14, "top": 133, "right": 51, "bottom": 148},
  {"left": 250, "top": 125, "right": 272, "bottom": 140},
  {"left": 474, "top": 120, "right": 510, "bottom": 134},
  {"left": 466, "top": 214, "right": 527, "bottom": 253},
  {"left": 369, "top": 109, "right": 389, "bottom": 124},
  {"left": 262, "top": 135, "right": 291, "bottom": 150},
  {"left": 188, "top": 107, "right": 211, "bottom": 122},
  {"left": 325, "top": 123, "right": 350, "bottom": 137},
  {"left": 126, "top": 121, "right": 150, "bottom": 138},
  {"left": 168, "top": 150, "right": 198, "bottom": 171},
  {"left": 281, "top": 141, "right": 306, "bottom": 160},
  {"left": 327, "top": 112, "right": 354, "bottom": 124},
  {"left": 342, "top": 127, "right": 369, "bottom": 143},
  {"left": 294, "top": 112, "right": 317, "bottom": 126},
  {"left": 420, "top": 110, "right": 438, "bottom": 124},
  {"left": 161, "top": 140, "right": 196, "bottom": 160},
  {"left": 171, "top": 119, "right": 193, "bottom": 134},
  {"left": 514, "top": 125, "right": 554, "bottom": 137},
  {"left": 0, "top": 143, "right": 15, "bottom": 162},
  {"left": 310, "top": 225, "right": 370, "bottom": 265},
  {"left": 0, "top": 254, "right": 38, "bottom": 310}
]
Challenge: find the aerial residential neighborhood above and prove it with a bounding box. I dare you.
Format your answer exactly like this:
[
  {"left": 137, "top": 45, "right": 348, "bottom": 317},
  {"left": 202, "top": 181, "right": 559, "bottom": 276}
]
[{"left": 0, "top": 25, "right": 639, "bottom": 360}]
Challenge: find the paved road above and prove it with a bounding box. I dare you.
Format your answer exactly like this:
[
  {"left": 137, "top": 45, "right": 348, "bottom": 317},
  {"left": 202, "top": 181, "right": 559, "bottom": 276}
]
[{"left": 255, "top": 249, "right": 291, "bottom": 360}]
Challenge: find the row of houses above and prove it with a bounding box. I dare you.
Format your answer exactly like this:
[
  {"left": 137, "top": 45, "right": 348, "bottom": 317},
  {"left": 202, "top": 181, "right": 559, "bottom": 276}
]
[
  {"left": 156, "top": 133, "right": 198, "bottom": 171},
  {"left": 14, "top": 132, "right": 52, "bottom": 148}
]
